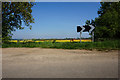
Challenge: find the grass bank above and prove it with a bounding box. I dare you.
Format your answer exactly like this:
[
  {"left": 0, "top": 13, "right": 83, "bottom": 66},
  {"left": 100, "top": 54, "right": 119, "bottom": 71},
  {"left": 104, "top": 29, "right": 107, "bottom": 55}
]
[{"left": 2, "top": 40, "right": 120, "bottom": 51}]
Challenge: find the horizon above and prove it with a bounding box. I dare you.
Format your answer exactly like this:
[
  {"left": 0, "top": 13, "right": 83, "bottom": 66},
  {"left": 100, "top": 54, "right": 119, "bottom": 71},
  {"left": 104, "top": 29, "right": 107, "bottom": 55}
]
[{"left": 12, "top": 37, "right": 91, "bottom": 40}]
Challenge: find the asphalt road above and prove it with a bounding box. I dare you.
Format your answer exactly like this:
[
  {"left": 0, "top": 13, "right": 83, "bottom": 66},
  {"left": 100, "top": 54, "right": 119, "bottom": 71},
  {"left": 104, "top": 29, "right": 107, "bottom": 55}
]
[{"left": 2, "top": 48, "right": 118, "bottom": 78}]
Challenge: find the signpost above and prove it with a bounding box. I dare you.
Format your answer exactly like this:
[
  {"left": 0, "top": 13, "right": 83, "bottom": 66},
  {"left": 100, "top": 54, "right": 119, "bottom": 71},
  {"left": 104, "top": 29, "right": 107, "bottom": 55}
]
[
  {"left": 83, "top": 25, "right": 95, "bottom": 33},
  {"left": 80, "top": 32, "right": 82, "bottom": 42},
  {"left": 77, "top": 25, "right": 85, "bottom": 42},
  {"left": 77, "top": 25, "right": 95, "bottom": 42}
]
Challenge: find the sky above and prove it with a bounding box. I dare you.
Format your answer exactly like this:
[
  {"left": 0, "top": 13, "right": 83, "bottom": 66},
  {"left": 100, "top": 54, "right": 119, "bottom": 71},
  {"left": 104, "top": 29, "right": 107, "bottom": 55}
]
[
  {"left": 12, "top": 2, "right": 100, "bottom": 39},
  {"left": 35, "top": 0, "right": 101, "bottom": 2}
]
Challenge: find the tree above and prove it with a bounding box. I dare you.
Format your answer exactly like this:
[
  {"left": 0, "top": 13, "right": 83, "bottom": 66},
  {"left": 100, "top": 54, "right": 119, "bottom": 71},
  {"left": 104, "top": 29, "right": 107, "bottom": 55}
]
[
  {"left": 85, "top": 19, "right": 95, "bottom": 26},
  {"left": 85, "top": 20, "right": 90, "bottom": 25},
  {"left": 96, "top": 2, "right": 119, "bottom": 39},
  {"left": 2, "top": 2, "right": 35, "bottom": 42},
  {"left": 85, "top": 2, "right": 119, "bottom": 41}
]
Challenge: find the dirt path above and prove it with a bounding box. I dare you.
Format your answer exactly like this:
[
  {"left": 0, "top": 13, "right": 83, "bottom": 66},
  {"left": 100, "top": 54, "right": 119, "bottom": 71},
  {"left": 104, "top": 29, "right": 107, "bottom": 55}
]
[{"left": 2, "top": 48, "right": 118, "bottom": 78}]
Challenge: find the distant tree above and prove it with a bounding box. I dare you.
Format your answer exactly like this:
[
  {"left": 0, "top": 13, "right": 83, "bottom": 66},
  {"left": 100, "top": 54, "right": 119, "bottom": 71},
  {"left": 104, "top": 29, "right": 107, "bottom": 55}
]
[{"left": 2, "top": 2, "right": 35, "bottom": 42}]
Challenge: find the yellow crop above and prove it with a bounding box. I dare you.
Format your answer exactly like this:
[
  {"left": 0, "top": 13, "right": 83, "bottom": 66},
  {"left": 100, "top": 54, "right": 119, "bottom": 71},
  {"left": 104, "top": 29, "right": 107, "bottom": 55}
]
[
  {"left": 35, "top": 41, "right": 44, "bottom": 42},
  {"left": 56, "top": 40, "right": 70, "bottom": 42},
  {"left": 9, "top": 39, "right": 92, "bottom": 43},
  {"left": 9, "top": 40, "right": 18, "bottom": 42}
]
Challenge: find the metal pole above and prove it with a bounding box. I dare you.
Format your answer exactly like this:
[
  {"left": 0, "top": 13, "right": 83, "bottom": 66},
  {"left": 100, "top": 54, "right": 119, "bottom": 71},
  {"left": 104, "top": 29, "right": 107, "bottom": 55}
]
[
  {"left": 92, "top": 31, "right": 94, "bottom": 42},
  {"left": 80, "top": 32, "right": 82, "bottom": 43}
]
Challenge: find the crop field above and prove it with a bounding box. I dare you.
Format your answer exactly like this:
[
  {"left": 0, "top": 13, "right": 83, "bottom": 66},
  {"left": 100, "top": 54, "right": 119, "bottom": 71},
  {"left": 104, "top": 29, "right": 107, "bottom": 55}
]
[
  {"left": 9, "top": 39, "right": 92, "bottom": 43},
  {"left": 2, "top": 39, "right": 119, "bottom": 50}
]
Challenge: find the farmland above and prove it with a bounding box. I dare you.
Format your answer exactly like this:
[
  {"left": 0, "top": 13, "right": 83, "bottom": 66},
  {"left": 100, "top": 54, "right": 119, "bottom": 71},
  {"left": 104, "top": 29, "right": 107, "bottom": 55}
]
[
  {"left": 2, "top": 39, "right": 119, "bottom": 50},
  {"left": 9, "top": 39, "right": 92, "bottom": 43}
]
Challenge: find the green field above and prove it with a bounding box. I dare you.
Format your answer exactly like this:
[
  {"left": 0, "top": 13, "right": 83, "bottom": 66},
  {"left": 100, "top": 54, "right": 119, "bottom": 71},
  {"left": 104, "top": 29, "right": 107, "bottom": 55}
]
[{"left": 2, "top": 39, "right": 120, "bottom": 51}]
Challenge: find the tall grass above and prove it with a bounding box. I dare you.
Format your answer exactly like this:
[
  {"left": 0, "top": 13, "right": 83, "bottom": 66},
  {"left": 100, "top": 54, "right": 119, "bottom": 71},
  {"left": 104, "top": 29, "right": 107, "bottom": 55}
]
[{"left": 2, "top": 40, "right": 119, "bottom": 50}]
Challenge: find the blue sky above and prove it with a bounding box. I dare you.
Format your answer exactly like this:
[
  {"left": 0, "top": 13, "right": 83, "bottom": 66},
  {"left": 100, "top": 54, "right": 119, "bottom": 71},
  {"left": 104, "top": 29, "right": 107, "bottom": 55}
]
[{"left": 12, "top": 2, "right": 100, "bottom": 39}]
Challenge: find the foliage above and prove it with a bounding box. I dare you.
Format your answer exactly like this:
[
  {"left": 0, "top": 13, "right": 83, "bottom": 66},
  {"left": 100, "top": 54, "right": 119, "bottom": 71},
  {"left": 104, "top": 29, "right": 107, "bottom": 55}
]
[
  {"left": 85, "top": 2, "right": 119, "bottom": 40},
  {"left": 85, "top": 20, "right": 90, "bottom": 25},
  {"left": 52, "top": 40, "right": 56, "bottom": 43},
  {"left": 2, "top": 2, "right": 35, "bottom": 42}
]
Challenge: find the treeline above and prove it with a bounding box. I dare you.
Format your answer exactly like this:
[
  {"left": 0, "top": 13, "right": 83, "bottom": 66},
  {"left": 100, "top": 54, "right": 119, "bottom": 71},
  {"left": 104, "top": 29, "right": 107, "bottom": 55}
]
[{"left": 85, "top": 2, "right": 120, "bottom": 41}]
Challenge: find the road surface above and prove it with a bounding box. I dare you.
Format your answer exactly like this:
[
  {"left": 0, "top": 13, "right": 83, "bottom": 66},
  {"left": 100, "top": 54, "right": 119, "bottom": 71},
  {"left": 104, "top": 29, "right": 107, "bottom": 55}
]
[{"left": 2, "top": 48, "right": 118, "bottom": 78}]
